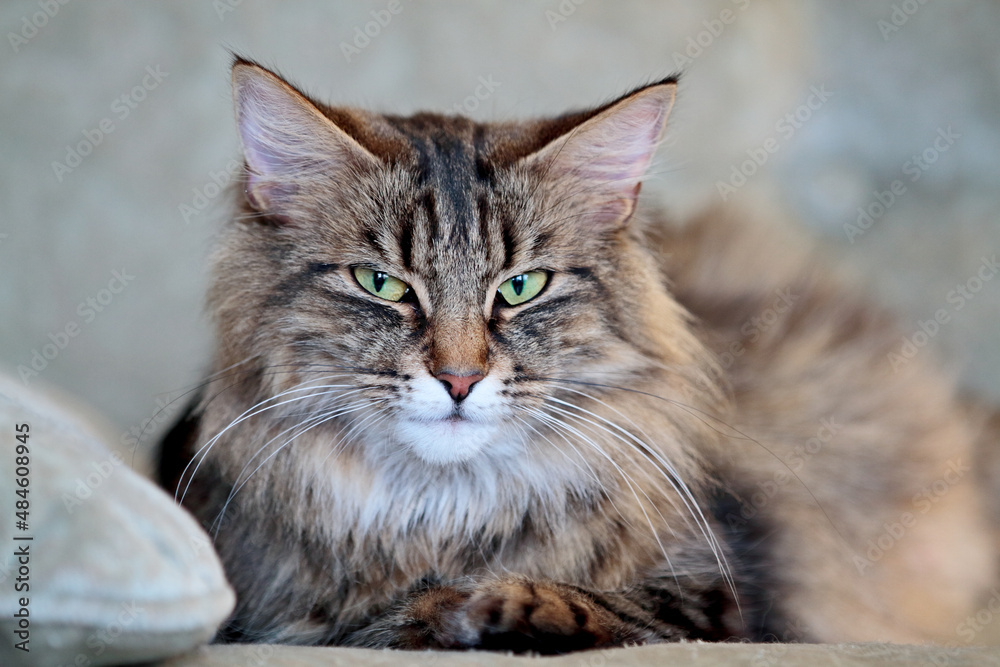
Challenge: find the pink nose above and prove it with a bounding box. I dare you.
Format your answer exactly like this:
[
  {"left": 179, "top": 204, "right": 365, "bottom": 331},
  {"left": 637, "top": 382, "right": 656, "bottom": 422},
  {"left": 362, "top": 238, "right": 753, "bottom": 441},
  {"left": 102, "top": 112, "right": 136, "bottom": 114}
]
[{"left": 435, "top": 372, "right": 485, "bottom": 402}]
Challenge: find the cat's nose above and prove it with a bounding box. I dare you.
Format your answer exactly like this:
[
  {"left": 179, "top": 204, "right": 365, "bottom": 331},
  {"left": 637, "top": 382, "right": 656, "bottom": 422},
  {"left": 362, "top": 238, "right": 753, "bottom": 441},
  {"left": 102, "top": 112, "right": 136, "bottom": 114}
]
[{"left": 435, "top": 372, "right": 485, "bottom": 402}]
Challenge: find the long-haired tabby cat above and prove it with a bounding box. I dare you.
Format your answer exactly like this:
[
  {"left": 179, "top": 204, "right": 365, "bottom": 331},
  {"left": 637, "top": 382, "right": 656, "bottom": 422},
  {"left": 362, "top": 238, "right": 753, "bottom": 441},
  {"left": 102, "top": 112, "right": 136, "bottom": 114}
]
[{"left": 158, "top": 57, "right": 999, "bottom": 652}]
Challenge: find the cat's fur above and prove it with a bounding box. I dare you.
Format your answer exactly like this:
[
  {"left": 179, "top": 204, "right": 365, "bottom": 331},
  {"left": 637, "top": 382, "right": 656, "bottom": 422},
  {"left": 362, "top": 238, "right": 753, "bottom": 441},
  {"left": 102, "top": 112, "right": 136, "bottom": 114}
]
[{"left": 158, "top": 58, "right": 998, "bottom": 651}]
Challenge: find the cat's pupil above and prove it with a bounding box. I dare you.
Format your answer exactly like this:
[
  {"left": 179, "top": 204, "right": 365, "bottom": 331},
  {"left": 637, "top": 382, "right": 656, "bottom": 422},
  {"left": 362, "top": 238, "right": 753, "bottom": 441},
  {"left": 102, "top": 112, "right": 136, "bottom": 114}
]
[
  {"left": 511, "top": 275, "right": 525, "bottom": 296},
  {"left": 373, "top": 272, "right": 386, "bottom": 293}
]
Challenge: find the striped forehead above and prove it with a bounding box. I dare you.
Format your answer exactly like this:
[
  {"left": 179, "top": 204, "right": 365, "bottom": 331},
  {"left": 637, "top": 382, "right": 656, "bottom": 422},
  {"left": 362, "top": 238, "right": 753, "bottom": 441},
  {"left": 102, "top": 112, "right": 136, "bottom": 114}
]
[
  {"left": 356, "top": 116, "right": 527, "bottom": 303},
  {"left": 411, "top": 128, "right": 481, "bottom": 244}
]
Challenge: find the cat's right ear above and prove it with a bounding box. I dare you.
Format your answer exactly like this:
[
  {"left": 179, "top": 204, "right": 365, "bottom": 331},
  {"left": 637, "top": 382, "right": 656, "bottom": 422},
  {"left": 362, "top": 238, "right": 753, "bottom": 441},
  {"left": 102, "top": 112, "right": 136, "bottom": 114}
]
[
  {"left": 521, "top": 78, "right": 676, "bottom": 231},
  {"left": 232, "top": 60, "right": 380, "bottom": 220}
]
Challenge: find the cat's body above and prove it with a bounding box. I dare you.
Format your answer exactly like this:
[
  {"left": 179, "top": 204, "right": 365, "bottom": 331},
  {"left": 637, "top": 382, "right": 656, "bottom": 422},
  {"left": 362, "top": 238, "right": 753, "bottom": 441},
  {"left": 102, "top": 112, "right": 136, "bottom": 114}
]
[{"left": 158, "top": 59, "right": 998, "bottom": 651}]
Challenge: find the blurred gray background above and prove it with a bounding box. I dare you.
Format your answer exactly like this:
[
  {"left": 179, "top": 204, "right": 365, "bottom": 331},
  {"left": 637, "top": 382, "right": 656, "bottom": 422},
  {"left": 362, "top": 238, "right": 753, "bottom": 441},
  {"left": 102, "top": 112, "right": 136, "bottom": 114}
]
[{"left": 1, "top": 0, "right": 998, "bottom": 455}]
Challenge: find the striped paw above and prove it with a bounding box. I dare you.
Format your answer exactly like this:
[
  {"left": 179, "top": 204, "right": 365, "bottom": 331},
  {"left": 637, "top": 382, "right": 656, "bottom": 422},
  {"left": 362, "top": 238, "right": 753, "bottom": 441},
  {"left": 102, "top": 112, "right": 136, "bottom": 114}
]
[{"left": 443, "top": 578, "right": 635, "bottom": 653}]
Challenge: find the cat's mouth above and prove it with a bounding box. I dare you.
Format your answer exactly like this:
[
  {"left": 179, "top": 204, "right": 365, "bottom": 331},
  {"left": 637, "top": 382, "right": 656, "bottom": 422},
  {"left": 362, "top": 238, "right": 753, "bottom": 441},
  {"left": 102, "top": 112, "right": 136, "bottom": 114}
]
[
  {"left": 407, "top": 412, "right": 485, "bottom": 430},
  {"left": 395, "top": 414, "right": 500, "bottom": 464}
]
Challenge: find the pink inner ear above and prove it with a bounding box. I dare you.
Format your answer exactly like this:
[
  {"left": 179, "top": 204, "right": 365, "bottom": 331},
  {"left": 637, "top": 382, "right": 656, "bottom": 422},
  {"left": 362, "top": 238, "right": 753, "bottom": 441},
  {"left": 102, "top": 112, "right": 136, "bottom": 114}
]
[
  {"left": 232, "top": 66, "right": 379, "bottom": 215},
  {"left": 567, "top": 94, "right": 667, "bottom": 195},
  {"left": 235, "top": 77, "right": 317, "bottom": 211},
  {"left": 240, "top": 123, "right": 287, "bottom": 182},
  {"left": 531, "top": 84, "right": 674, "bottom": 229},
  {"left": 237, "top": 112, "right": 302, "bottom": 210}
]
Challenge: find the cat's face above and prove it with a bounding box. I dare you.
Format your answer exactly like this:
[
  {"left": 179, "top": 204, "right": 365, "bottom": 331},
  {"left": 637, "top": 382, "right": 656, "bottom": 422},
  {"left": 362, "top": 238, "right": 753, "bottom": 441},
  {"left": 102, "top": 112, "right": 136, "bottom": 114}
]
[{"left": 212, "top": 61, "right": 688, "bottom": 467}]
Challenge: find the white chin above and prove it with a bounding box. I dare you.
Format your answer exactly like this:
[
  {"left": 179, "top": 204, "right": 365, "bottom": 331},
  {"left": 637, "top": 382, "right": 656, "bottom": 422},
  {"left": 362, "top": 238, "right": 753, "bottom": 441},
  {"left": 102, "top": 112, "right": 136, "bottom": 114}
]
[{"left": 396, "top": 419, "right": 499, "bottom": 465}]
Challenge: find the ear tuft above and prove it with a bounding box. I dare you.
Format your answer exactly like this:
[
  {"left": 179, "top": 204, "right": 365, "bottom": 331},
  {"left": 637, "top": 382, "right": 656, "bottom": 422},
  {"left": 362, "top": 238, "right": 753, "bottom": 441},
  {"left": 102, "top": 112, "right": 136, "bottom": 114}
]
[
  {"left": 524, "top": 81, "right": 676, "bottom": 230},
  {"left": 231, "top": 62, "right": 379, "bottom": 218}
]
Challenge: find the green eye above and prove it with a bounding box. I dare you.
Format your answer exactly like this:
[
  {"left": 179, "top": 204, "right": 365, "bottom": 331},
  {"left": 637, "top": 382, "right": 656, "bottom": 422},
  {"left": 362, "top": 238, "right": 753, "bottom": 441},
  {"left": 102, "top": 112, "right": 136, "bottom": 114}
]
[
  {"left": 497, "top": 271, "right": 548, "bottom": 307},
  {"left": 353, "top": 267, "right": 410, "bottom": 302}
]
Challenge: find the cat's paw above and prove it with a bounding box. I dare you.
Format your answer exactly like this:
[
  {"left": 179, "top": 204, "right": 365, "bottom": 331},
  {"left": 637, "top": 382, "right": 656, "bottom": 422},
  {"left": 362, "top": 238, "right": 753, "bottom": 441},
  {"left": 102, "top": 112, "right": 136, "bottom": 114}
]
[
  {"left": 442, "top": 578, "right": 632, "bottom": 653},
  {"left": 349, "top": 577, "right": 644, "bottom": 652}
]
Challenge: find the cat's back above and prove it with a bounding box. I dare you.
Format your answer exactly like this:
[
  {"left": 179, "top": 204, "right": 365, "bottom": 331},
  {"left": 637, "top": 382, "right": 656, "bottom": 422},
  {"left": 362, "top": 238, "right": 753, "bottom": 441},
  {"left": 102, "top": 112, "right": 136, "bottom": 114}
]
[{"left": 648, "top": 206, "right": 995, "bottom": 643}]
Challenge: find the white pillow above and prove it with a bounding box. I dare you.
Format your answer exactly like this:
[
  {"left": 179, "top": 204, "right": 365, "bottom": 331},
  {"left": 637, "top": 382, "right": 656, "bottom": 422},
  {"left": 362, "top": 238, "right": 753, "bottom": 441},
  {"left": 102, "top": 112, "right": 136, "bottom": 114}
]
[{"left": 0, "top": 374, "right": 234, "bottom": 666}]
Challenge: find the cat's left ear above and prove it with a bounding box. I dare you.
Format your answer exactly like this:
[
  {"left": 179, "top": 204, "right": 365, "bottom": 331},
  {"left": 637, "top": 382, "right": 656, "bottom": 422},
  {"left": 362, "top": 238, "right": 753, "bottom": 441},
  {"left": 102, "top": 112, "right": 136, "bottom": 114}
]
[{"left": 523, "top": 78, "right": 676, "bottom": 230}]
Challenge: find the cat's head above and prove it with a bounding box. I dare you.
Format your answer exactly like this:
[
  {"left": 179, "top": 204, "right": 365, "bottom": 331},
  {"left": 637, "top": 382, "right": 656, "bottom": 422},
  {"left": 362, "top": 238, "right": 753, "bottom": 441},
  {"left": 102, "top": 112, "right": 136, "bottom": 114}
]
[{"left": 210, "top": 59, "right": 710, "bottom": 469}]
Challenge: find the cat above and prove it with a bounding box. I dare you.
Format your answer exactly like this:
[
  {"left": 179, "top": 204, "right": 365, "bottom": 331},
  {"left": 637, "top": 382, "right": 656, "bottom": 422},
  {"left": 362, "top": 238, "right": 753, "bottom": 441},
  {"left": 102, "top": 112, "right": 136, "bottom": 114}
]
[{"left": 157, "top": 57, "right": 999, "bottom": 652}]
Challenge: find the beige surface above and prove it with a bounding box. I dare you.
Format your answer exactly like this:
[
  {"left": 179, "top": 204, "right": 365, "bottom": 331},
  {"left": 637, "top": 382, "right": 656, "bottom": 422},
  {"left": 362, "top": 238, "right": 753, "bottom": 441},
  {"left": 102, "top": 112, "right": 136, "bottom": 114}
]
[{"left": 156, "top": 643, "right": 1000, "bottom": 667}]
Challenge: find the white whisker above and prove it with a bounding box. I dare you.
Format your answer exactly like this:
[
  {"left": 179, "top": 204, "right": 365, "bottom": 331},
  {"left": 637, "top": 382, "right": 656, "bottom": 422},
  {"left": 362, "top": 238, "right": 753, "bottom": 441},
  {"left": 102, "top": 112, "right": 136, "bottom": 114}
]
[
  {"left": 178, "top": 375, "right": 353, "bottom": 504},
  {"left": 511, "top": 412, "right": 631, "bottom": 527},
  {"left": 316, "top": 403, "right": 392, "bottom": 468},
  {"left": 210, "top": 390, "right": 373, "bottom": 533},
  {"left": 546, "top": 390, "right": 736, "bottom": 594},
  {"left": 519, "top": 405, "right": 679, "bottom": 580},
  {"left": 542, "top": 390, "right": 738, "bottom": 610},
  {"left": 212, "top": 398, "right": 381, "bottom": 535}
]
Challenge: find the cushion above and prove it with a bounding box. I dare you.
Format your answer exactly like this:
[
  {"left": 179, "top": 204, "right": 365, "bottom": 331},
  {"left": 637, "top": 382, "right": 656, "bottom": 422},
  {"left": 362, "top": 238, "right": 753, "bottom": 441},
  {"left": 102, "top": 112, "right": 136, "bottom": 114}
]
[{"left": 0, "top": 373, "right": 234, "bottom": 666}]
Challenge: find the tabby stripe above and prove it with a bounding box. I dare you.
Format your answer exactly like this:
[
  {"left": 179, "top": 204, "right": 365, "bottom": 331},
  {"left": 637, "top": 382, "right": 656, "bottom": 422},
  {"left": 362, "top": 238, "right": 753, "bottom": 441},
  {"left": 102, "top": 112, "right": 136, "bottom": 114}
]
[
  {"left": 639, "top": 585, "right": 709, "bottom": 638},
  {"left": 319, "top": 289, "right": 405, "bottom": 325},
  {"left": 568, "top": 266, "right": 597, "bottom": 282},
  {"left": 472, "top": 125, "right": 495, "bottom": 185},
  {"left": 364, "top": 228, "right": 388, "bottom": 259},
  {"left": 309, "top": 262, "right": 340, "bottom": 274},
  {"left": 398, "top": 214, "right": 414, "bottom": 271},
  {"left": 412, "top": 136, "right": 435, "bottom": 184},
  {"left": 532, "top": 232, "right": 552, "bottom": 253},
  {"left": 697, "top": 588, "right": 734, "bottom": 640},
  {"left": 477, "top": 193, "right": 491, "bottom": 249},
  {"left": 421, "top": 190, "right": 439, "bottom": 242},
  {"left": 575, "top": 589, "right": 679, "bottom": 639},
  {"left": 501, "top": 214, "right": 517, "bottom": 270},
  {"left": 436, "top": 135, "right": 476, "bottom": 244},
  {"left": 567, "top": 266, "right": 631, "bottom": 343},
  {"left": 265, "top": 264, "right": 337, "bottom": 306},
  {"left": 520, "top": 294, "right": 573, "bottom": 318}
]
